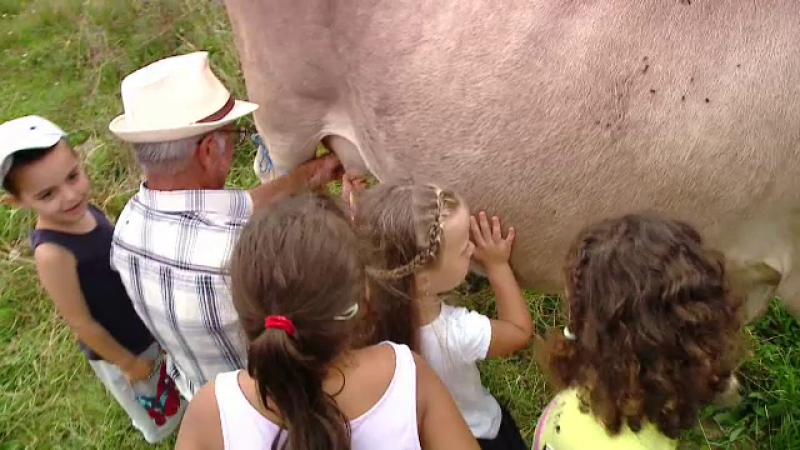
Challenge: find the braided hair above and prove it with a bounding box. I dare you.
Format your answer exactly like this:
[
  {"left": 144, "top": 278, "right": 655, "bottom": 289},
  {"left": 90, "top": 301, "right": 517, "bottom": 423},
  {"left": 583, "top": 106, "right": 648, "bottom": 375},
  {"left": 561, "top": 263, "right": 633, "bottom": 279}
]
[
  {"left": 366, "top": 187, "right": 446, "bottom": 279},
  {"left": 352, "top": 181, "right": 463, "bottom": 350}
]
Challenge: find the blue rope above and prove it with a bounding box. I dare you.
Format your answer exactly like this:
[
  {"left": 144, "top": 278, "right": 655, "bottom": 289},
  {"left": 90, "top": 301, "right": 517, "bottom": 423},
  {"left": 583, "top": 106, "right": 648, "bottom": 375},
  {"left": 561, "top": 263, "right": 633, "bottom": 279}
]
[{"left": 251, "top": 133, "right": 274, "bottom": 175}]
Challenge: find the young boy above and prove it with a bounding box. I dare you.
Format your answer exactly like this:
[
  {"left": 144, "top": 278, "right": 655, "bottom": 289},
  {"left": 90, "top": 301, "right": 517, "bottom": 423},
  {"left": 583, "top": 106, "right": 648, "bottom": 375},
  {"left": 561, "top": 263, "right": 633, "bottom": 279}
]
[{"left": 0, "top": 115, "right": 185, "bottom": 443}]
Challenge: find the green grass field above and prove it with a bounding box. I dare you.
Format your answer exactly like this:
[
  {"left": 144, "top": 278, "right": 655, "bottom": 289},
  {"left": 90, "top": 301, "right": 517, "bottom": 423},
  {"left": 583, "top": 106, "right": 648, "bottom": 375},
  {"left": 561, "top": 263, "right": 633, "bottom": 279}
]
[{"left": 1, "top": 1, "right": 798, "bottom": 449}]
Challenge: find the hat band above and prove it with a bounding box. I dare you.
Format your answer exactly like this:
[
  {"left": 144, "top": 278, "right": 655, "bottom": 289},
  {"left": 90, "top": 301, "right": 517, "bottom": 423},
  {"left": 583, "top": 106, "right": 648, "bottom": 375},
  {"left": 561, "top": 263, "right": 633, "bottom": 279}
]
[{"left": 196, "top": 95, "right": 235, "bottom": 124}]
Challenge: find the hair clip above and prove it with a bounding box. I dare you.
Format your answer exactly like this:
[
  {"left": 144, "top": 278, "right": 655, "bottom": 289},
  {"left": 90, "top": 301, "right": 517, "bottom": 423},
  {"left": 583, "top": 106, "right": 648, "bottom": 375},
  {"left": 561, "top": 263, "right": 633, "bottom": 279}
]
[
  {"left": 264, "top": 315, "right": 295, "bottom": 335},
  {"left": 334, "top": 303, "right": 360, "bottom": 321},
  {"left": 563, "top": 326, "right": 577, "bottom": 341}
]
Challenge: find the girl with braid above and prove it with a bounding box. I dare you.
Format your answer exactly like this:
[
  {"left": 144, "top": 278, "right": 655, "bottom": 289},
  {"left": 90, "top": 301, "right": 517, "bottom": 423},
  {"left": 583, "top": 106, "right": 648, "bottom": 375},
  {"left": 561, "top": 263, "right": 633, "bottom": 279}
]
[
  {"left": 349, "top": 180, "right": 532, "bottom": 450},
  {"left": 175, "top": 192, "right": 480, "bottom": 450},
  {"left": 532, "top": 213, "right": 746, "bottom": 450}
]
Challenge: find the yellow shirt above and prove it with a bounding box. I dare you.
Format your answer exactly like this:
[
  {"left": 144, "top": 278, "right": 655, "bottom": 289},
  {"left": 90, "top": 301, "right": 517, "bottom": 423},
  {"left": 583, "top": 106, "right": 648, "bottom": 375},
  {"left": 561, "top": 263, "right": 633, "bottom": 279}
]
[{"left": 532, "top": 388, "right": 678, "bottom": 450}]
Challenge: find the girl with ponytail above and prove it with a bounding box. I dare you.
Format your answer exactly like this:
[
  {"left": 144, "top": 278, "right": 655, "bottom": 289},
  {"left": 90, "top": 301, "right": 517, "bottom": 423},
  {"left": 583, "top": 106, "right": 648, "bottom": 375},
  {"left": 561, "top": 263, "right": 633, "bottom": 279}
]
[{"left": 175, "top": 191, "right": 479, "bottom": 450}]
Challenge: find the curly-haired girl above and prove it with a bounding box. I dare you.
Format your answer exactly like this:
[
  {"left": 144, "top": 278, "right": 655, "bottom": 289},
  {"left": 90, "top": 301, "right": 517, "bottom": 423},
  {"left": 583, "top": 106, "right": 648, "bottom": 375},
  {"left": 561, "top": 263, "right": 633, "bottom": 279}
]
[
  {"left": 532, "top": 213, "right": 746, "bottom": 449},
  {"left": 174, "top": 192, "right": 480, "bottom": 450},
  {"left": 350, "top": 179, "right": 532, "bottom": 450}
]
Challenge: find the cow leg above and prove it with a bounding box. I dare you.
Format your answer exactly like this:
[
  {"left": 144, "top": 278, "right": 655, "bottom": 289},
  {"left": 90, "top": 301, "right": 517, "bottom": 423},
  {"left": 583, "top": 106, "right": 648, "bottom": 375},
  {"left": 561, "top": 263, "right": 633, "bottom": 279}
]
[
  {"left": 252, "top": 106, "right": 378, "bottom": 185},
  {"left": 776, "top": 270, "right": 800, "bottom": 322},
  {"left": 728, "top": 260, "right": 782, "bottom": 325},
  {"left": 252, "top": 118, "right": 323, "bottom": 184},
  {"left": 706, "top": 259, "right": 776, "bottom": 411},
  {"left": 717, "top": 214, "right": 799, "bottom": 325},
  {"left": 753, "top": 214, "right": 800, "bottom": 322}
]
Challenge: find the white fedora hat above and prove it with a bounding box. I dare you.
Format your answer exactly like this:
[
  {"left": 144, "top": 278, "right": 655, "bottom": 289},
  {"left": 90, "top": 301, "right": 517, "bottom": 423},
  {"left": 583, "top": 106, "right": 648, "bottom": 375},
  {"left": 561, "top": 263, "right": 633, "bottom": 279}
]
[{"left": 109, "top": 51, "right": 259, "bottom": 143}]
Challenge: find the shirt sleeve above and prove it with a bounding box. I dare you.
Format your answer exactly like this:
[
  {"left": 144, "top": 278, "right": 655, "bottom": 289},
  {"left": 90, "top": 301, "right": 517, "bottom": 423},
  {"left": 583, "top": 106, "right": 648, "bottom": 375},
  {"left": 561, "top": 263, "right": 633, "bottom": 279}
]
[{"left": 447, "top": 307, "right": 492, "bottom": 364}]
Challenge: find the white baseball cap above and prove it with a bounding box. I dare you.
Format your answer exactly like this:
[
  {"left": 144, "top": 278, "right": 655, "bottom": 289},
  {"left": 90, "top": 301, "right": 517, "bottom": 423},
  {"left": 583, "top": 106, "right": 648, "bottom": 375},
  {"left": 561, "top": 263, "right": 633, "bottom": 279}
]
[{"left": 0, "top": 115, "right": 66, "bottom": 188}]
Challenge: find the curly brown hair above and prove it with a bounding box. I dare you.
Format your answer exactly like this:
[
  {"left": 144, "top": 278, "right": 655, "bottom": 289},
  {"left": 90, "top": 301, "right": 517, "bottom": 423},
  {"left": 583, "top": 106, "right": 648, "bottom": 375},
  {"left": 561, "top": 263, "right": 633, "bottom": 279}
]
[{"left": 536, "top": 212, "right": 745, "bottom": 439}]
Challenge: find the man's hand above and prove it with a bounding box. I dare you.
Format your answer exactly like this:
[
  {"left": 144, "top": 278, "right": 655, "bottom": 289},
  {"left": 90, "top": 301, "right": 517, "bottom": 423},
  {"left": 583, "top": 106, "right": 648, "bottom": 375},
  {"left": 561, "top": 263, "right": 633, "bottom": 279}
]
[
  {"left": 250, "top": 153, "right": 345, "bottom": 210},
  {"left": 289, "top": 153, "right": 344, "bottom": 191},
  {"left": 342, "top": 172, "right": 369, "bottom": 213}
]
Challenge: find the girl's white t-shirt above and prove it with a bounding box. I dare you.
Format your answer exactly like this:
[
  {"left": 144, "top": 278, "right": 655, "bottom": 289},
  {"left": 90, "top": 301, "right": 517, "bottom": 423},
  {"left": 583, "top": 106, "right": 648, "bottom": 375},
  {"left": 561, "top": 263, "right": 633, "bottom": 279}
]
[{"left": 419, "top": 304, "right": 502, "bottom": 439}]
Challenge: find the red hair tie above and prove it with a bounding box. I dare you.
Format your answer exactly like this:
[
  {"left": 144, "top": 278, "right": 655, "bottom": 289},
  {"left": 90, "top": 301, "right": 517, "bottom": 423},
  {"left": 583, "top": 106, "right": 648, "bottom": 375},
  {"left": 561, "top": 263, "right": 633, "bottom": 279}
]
[{"left": 264, "top": 315, "right": 295, "bottom": 335}]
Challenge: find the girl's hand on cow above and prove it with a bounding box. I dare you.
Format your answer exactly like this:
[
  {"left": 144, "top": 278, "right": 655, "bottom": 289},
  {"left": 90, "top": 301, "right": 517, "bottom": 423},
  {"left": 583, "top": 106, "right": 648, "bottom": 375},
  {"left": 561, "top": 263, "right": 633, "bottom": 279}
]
[
  {"left": 470, "top": 211, "right": 515, "bottom": 271},
  {"left": 470, "top": 212, "right": 531, "bottom": 358}
]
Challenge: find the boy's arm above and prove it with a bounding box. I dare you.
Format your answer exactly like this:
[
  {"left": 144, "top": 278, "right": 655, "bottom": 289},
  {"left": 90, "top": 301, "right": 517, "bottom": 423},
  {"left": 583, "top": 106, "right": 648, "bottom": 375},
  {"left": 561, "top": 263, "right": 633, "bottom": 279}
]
[
  {"left": 485, "top": 263, "right": 533, "bottom": 358},
  {"left": 34, "top": 243, "right": 150, "bottom": 380}
]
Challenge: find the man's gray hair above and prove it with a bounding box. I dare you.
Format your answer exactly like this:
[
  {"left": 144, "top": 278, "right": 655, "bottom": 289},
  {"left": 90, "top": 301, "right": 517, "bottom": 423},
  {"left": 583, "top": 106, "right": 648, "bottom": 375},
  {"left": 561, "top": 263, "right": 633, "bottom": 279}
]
[{"left": 132, "top": 132, "right": 227, "bottom": 174}]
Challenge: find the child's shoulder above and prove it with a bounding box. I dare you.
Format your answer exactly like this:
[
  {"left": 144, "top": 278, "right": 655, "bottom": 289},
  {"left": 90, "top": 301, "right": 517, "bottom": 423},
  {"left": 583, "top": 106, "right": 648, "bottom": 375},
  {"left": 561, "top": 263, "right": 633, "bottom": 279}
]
[
  {"left": 534, "top": 388, "right": 677, "bottom": 450},
  {"left": 437, "top": 303, "right": 490, "bottom": 328},
  {"left": 32, "top": 241, "right": 78, "bottom": 284},
  {"left": 178, "top": 379, "right": 223, "bottom": 450},
  {"left": 32, "top": 239, "right": 74, "bottom": 265},
  {"left": 356, "top": 340, "right": 409, "bottom": 366},
  {"left": 348, "top": 342, "right": 410, "bottom": 403},
  {"left": 422, "top": 303, "right": 492, "bottom": 362},
  {"left": 358, "top": 340, "right": 400, "bottom": 356}
]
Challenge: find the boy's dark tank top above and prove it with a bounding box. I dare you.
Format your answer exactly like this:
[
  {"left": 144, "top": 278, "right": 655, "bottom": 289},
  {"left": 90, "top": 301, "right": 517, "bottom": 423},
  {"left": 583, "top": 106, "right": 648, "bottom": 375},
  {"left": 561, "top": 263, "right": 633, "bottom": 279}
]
[{"left": 30, "top": 204, "right": 154, "bottom": 361}]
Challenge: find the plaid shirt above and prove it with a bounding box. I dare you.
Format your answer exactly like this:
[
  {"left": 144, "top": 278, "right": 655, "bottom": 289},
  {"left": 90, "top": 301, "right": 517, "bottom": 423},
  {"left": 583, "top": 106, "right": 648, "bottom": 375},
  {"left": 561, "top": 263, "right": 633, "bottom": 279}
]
[{"left": 110, "top": 184, "right": 252, "bottom": 400}]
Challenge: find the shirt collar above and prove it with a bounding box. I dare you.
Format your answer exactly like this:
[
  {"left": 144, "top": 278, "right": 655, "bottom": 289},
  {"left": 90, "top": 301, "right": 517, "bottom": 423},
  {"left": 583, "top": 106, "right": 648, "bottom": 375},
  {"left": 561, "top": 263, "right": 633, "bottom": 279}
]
[{"left": 135, "top": 182, "right": 253, "bottom": 218}]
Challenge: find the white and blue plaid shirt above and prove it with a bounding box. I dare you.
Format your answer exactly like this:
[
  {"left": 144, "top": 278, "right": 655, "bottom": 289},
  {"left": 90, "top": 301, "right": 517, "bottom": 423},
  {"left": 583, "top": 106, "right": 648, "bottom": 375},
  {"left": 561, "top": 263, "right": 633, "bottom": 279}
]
[{"left": 110, "top": 183, "right": 252, "bottom": 400}]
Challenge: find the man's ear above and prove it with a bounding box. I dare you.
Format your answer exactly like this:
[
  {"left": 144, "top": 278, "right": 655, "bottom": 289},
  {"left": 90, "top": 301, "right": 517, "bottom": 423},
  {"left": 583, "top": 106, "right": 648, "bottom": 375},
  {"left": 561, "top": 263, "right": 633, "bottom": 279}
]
[{"left": 195, "top": 134, "right": 217, "bottom": 172}]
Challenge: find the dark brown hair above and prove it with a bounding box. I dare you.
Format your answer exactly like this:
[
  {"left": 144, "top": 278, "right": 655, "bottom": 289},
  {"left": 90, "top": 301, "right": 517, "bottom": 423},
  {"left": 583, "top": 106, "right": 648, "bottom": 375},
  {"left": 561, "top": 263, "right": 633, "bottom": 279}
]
[
  {"left": 228, "top": 192, "right": 365, "bottom": 450},
  {"left": 352, "top": 181, "right": 463, "bottom": 351},
  {"left": 537, "top": 212, "right": 745, "bottom": 439},
  {"left": 2, "top": 141, "right": 65, "bottom": 195}
]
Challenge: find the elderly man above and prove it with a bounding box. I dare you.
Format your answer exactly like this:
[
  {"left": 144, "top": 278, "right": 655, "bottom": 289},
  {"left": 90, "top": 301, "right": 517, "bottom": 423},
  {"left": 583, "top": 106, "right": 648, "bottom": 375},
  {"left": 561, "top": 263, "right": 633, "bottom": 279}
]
[{"left": 108, "top": 51, "right": 342, "bottom": 400}]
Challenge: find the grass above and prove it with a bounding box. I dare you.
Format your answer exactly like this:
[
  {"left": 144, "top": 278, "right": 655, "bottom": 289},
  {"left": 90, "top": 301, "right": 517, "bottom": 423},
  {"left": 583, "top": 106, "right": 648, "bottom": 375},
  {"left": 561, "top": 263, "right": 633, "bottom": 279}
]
[{"left": 0, "top": 1, "right": 797, "bottom": 448}]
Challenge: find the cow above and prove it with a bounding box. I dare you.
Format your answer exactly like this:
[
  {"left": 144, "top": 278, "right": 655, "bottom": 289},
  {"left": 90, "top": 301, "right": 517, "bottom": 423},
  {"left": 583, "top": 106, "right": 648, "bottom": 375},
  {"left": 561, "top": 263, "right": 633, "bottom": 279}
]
[{"left": 222, "top": 0, "right": 800, "bottom": 326}]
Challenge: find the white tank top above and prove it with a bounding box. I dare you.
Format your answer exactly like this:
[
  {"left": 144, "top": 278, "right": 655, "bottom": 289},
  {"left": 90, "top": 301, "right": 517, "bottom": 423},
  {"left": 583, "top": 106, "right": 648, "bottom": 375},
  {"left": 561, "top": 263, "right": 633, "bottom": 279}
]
[{"left": 215, "top": 342, "right": 422, "bottom": 449}]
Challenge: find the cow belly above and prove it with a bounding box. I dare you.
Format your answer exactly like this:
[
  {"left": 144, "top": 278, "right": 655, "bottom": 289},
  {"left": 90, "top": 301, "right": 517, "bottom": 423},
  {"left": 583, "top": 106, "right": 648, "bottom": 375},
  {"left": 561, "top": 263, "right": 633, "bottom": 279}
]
[{"left": 226, "top": 0, "right": 800, "bottom": 322}]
